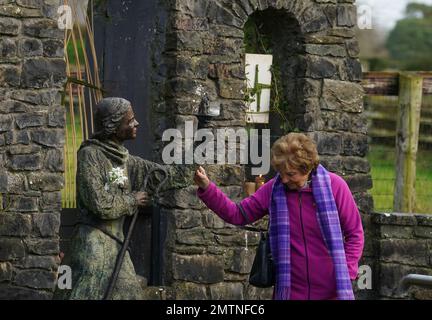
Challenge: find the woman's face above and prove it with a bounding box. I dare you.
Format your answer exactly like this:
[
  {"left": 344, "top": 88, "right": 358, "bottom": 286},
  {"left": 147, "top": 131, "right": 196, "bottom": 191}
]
[{"left": 279, "top": 164, "right": 311, "bottom": 190}]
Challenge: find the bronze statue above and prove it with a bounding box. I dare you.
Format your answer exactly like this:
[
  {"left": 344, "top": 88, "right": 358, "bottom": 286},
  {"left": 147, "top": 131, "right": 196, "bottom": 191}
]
[{"left": 54, "top": 97, "right": 183, "bottom": 300}]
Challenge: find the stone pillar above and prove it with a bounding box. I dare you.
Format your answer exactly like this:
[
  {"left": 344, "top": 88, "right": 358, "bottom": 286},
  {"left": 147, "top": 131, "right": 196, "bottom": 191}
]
[
  {"left": 156, "top": 0, "right": 374, "bottom": 300},
  {"left": 0, "top": 0, "right": 66, "bottom": 299}
]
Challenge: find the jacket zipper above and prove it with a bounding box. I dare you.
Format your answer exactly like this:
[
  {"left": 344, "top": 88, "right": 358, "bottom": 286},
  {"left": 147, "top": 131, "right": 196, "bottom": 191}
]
[{"left": 299, "top": 192, "right": 311, "bottom": 300}]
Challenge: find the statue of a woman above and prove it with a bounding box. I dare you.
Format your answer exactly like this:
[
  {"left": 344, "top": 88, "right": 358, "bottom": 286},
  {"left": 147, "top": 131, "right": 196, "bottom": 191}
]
[{"left": 54, "top": 97, "right": 183, "bottom": 300}]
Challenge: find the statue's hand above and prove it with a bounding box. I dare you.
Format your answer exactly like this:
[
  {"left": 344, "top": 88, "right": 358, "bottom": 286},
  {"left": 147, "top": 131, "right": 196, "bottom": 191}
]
[
  {"left": 194, "top": 166, "right": 210, "bottom": 190},
  {"left": 135, "top": 191, "right": 150, "bottom": 207}
]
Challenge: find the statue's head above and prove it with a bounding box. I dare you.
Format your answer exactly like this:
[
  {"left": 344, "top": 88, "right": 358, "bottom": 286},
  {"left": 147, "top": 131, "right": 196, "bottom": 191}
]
[{"left": 93, "top": 97, "right": 139, "bottom": 142}]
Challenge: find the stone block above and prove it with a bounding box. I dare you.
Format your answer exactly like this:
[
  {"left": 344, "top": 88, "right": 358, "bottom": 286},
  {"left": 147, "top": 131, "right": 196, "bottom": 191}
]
[
  {"left": 173, "top": 281, "right": 208, "bottom": 300},
  {"left": 343, "top": 174, "right": 372, "bottom": 193},
  {"left": 17, "top": 254, "right": 58, "bottom": 270},
  {"left": 176, "top": 228, "right": 213, "bottom": 246},
  {"left": 0, "top": 17, "right": 20, "bottom": 36},
  {"left": 202, "top": 211, "right": 225, "bottom": 229},
  {"left": 0, "top": 38, "right": 17, "bottom": 61},
  {"left": 32, "top": 212, "right": 60, "bottom": 237},
  {"left": 302, "top": 55, "right": 338, "bottom": 79},
  {"left": 342, "top": 133, "right": 368, "bottom": 156},
  {"left": 342, "top": 156, "right": 370, "bottom": 173},
  {"left": 0, "top": 64, "right": 20, "bottom": 87},
  {"left": 5, "top": 130, "right": 30, "bottom": 145},
  {"left": 380, "top": 225, "right": 414, "bottom": 239},
  {"left": 13, "top": 269, "right": 56, "bottom": 290},
  {"left": 47, "top": 106, "right": 65, "bottom": 127},
  {"left": 172, "top": 254, "right": 224, "bottom": 283},
  {"left": 0, "top": 238, "right": 26, "bottom": 260},
  {"left": 0, "top": 115, "right": 13, "bottom": 132},
  {"left": 43, "top": 148, "right": 63, "bottom": 172},
  {"left": 169, "top": 209, "right": 203, "bottom": 229},
  {"left": 415, "top": 214, "right": 432, "bottom": 227},
  {"left": 24, "top": 238, "right": 59, "bottom": 255},
  {"left": 30, "top": 129, "right": 64, "bottom": 147},
  {"left": 9, "top": 153, "right": 42, "bottom": 170},
  {"left": 10, "top": 196, "right": 38, "bottom": 212},
  {"left": 40, "top": 191, "right": 61, "bottom": 211},
  {"left": 345, "top": 58, "right": 362, "bottom": 82},
  {"left": 227, "top": 247, "right": 255, "bottom": 274},
  {"left": 0, "top": 214, "right": 32, "bottom": 236},
  {"left": 23, "top": 18, "right": 63, "bottom": 38},
  {"left": 209, "top": 282, "right": 244, "bottom": 300},
  {"left": 320, "top": 79, "right": 363, "bottom": 112},
  {"left": 372, "top": 212, "right": 417, "bottom": 226},
  {"left": 0, "top": 3, "right": 42, "bottom": 18},
  {"left": 304, "top": 44, "right": 346, "bottom": 57},
  {"left": 15, "top": 112, "right": 46, "bottom": 129},
  {"left": 0, "top": 100, "right": 28, "bottom": 113},
  {"left": 11, "top": 89, "right": 60, "bottom": 106},
  {"left": 0, "top": 284, "right": 51, "bottom": 300},
  {"left": 312, "top": 132, "right": 342, "bottom": 155},
  {"left": 337, "top": 5, "right": 356, "bottom": 27},
  {"left": 18, "top": 38, "right": 43, "bottom": 56},
  {"left": 28, "top": 172, "right": 63, "bottom": 191},
  {"left": 42, "top": 39, "right": 63, "bottom": 57},
  {"left": 414, "top": 227, "right": 432, "bottom": 239},
  {"left": 350, "top": 114, "right": 368, "bottom": 134},
  {"left": 379, "top": 239, "right": 430, "bottom": 267},
  {"left": 244, "top": 284, "right": 273, "bottom": 300},
  {"left": 21, "top": 58, "right": 66, "bottom": 88}
]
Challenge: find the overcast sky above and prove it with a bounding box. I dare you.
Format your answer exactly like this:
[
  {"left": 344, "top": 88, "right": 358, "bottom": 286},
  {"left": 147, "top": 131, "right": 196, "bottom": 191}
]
[{"left": 356, "top": 0, "right": 432, "bottom": 31}]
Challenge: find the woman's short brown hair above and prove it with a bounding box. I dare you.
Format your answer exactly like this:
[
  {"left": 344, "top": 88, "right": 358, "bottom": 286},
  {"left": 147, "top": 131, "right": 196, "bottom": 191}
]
[{"left": 271, "top": 133, "right": 320, "bottom": 174}]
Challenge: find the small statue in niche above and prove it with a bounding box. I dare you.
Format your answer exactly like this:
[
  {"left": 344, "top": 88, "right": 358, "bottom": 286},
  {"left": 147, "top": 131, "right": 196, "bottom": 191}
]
[
  {"left": 198, "top": 92, "right": 210, "bottom": 116},
  {"left": 197, "top": 92, "right": 220, "bottom": 119},
  {"left": 54, "top": 97, "right": 186, "bottom": 300}
]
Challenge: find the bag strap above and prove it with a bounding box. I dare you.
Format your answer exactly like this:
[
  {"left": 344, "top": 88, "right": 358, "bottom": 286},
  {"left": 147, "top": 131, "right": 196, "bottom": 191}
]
[
  {"left": 236, "top": 203, "right": 267, "bottom": 232},
  {"left": 237, "top": 203, "right": 251, "bottom": 224}
]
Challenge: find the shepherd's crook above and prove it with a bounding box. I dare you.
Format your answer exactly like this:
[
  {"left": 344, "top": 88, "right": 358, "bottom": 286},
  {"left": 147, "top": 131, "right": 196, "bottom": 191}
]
[{"left": 104, "top": 167, "right": 168, "bottom": 300}]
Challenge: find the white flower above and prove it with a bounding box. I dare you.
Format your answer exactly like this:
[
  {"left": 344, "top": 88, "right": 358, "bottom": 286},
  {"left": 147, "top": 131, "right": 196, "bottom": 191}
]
[
  {"left": 107, "top": 167, "right": 128, "bottom": 189},
  {"left": 195, "top": 85, "right": 204, "bottom": 96}
]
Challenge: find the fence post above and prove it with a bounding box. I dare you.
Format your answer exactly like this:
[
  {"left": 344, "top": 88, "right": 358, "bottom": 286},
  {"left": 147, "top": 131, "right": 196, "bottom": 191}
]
[{"left": 393, "top": 72, "right": 423, "bottom": 213}]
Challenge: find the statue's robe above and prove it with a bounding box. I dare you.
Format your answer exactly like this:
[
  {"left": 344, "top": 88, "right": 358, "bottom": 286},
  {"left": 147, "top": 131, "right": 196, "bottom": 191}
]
[{"left": 54, "top": 138, "right": 184, "bottom": 300}]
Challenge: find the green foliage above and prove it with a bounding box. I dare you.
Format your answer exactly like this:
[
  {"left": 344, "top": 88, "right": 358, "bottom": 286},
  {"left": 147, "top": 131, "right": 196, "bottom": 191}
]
[
  {"left": 66, "top": 33, "right": 85, "bottom": 66},
  {"left": 244, "top": 17, "right": 271, "bottom": 54},
  {"left": 386, "top": 3, "right": 432, "bottom": 70}
]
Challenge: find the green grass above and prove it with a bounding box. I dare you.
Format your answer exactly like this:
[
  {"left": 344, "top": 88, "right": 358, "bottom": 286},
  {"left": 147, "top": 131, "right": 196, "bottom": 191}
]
[
  {"left": 367, "top": 144, "right": 432, "bottom": 213},
  {"left": 62, "top": 111, "right": 84, "bottom": 208}
]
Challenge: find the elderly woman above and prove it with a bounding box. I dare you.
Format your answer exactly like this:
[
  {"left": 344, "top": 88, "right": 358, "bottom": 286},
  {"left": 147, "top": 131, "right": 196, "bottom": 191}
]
[
  {"left": 55, "top": 97, "right": 184, "bottom": 300},
  {"left": 194, "top": 133, "right": 364, "bottom": 300}
]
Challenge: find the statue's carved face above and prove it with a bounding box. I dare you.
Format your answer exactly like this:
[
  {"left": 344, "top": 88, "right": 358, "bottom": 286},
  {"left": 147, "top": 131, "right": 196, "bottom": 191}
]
[{"left": 114, "top": 107, "right": 139, "bottom": 142}]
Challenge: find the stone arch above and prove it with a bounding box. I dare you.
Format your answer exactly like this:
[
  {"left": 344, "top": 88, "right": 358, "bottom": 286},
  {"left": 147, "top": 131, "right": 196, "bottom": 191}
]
[{"left": 166, "top": 0, "right": 370, "bottom": 300}]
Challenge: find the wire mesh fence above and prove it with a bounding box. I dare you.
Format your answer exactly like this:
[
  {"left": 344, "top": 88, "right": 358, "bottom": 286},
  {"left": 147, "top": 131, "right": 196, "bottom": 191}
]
[{"left": 366, "top": 95, "right": 432, "bottom": 214}]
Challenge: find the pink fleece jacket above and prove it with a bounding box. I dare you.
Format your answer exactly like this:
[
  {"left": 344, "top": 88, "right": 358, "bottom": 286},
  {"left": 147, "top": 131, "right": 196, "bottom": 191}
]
[{"left": 197, "top": 172, "right": 364, "bottom": 300}]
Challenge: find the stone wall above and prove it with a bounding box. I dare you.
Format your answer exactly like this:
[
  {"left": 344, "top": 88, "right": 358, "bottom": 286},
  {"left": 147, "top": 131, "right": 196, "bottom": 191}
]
[
  {"left": 0, "top": 0, "right": 66, "bottom": 299},
  {"left": 373, "top": 212, "right": 432, "bottom": 300},
  {"left": 155, "top": 0, "right": 375, "bottom": 300}
]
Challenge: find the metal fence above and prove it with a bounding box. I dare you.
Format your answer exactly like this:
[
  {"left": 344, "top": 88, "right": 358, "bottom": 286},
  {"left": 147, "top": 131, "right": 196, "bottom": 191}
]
[{"left": 366, "top": 93, "right": 432, "bottom": 213}]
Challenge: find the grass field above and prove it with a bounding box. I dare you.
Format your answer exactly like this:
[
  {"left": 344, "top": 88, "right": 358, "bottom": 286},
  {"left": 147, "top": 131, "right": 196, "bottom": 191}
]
[{"left": 367, "top": 144, "right": 432, "bottom": 213}]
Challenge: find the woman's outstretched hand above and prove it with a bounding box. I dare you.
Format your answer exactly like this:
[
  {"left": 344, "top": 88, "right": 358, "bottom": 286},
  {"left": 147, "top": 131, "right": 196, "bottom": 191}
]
[{"left": 194, "top": 166, "right": 210, "bottom": 190}]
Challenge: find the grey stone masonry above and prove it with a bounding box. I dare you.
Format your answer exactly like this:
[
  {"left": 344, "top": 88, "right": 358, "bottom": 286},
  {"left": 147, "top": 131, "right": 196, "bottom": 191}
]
[
  {"left": 373, "top": 212, "right": 432, "bottom": 300},
  {"left": 154, "top": 0, "right": 373, "bottom": 300},
  {"left": 0, "top": 0, "right": 66, "bottom": 299}
]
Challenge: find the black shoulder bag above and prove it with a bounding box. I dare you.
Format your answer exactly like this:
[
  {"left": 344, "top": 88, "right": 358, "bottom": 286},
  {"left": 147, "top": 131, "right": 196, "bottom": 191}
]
[{"left": 237, "top": 204, "right": 275, "bottom": 288}]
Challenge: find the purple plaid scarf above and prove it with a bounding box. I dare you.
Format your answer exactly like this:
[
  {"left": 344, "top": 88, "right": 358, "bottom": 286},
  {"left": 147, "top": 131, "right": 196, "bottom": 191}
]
[{"left": 269, "top": 164, "right": 354, "bottom": 300}]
